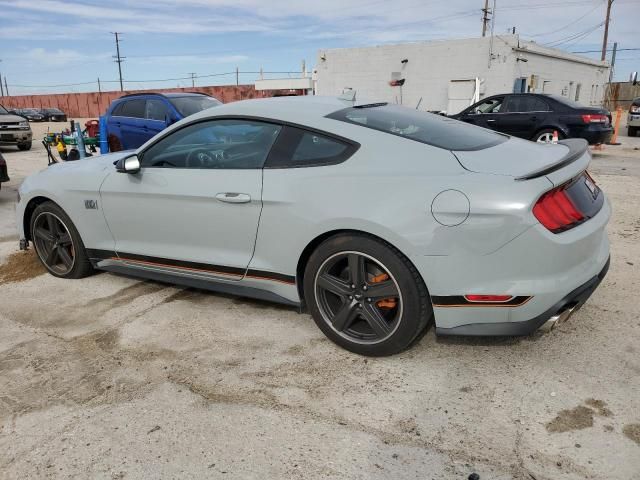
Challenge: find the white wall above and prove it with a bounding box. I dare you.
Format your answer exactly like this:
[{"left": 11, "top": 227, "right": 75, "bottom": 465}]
[{"left": 315, "top": 36, "right": 609, "bottom": 113}]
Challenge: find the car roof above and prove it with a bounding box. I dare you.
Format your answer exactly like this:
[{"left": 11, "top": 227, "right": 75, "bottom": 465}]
[
  {"left": 187, "top": 95, "right": 356, "bottom": 125},
  {"left": 117, "top": 92, "right": 209, "bottom": 100}
]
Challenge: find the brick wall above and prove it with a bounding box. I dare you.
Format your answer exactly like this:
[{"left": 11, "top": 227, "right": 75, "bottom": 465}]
[{"left": 1, "top": 85, "right": 303, "bottom": 118}]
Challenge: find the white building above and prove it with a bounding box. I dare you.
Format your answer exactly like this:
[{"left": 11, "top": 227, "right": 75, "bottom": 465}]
[{"left": 314, "top": 35, "right": 610, "bottom": 114}]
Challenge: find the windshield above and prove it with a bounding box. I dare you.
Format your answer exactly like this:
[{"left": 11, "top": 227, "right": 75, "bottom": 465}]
[
  {"left": 45, "top": 108, "right": 63, "bottom": 114},
  {"left": 169, "top": 96, "right": 221, "bottom": 117},
  {"left": 0, "top": 105, "right": 8, "bottom": 115},
  {"left": 24, "top": 109, "right": 39, "bottom": 114},
  {"left": 327, "top": 104, "right": 507, "bottom": 151}
]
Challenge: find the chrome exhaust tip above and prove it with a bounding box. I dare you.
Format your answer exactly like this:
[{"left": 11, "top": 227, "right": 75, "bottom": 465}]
[{"left": 540, "top": 305, "right": 577, "bottom": 332}]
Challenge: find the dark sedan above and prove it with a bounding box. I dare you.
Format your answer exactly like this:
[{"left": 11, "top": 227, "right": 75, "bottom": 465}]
[
  {"left": 39, "top": 108, "right": 68, "bottom": 122},
  {"left": 450, "top": 93, "right": 613, "bottom": 145},
  {"left": 9, "top": 108, "right": 45, "bottom": 122}
]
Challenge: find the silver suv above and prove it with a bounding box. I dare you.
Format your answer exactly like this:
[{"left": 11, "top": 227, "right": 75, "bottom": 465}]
[{"left": 0, "top": 104, "right": 33, "bottom": 151}]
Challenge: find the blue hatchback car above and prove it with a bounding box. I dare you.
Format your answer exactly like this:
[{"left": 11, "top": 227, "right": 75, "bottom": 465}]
[{"left": 104, "top": 92, "right": 222, "bottom": 151}]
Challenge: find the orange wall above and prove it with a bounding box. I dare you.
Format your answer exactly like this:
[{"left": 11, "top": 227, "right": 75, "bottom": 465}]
[{"left": 1, "top": 85, "right": 302, "bottom": 118}]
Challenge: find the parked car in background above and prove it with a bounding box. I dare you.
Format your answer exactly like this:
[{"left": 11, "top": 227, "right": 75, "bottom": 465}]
[
  {"left": 627, "top": 97, "right": 640, "bottom": 137},
  {"left": 9, "top": 108, "right": 45, "bottom": 122},
  {"left": 450, "top": 93, "right": 613, "bottom": 145},
  {"left": 0, "top": 104, "right": 33, "bottom": 150},
  {"left": 0, "top": 152, "right": 9, "bottom": 190},
  {"left": 39, "top": 108, "right": 68, "bottom": 122},
  {"left": 105, "top": 92, "right": 222, "bottom": 151},
  {"left": 17, "top": 96, "right": 610, "bottom": 356}
]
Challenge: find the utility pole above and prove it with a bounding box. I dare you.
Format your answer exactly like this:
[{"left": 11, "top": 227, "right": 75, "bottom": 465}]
[
  {"left": 481, "top": 0, "right": 492, "bottom": 37},
  {"left": 608, "top": 42, "right": 617, "bottom": 83},
  {"left": 0, "top": 59, "right": 4, "bottom": 97},
  {"left": 3, "top": 77, "right": 8, "bottom": 97},
  {"left": 98, "top": 77, "right": 101, "bottom": 93},
  {"left": 235, "top": 67, "right": 239, "bottom": 86},
  {"left": 188, "top": 72, "right": 196, "bottom": 88},
  {"left": 112, "top": 32, "right": 125, "bottom": 91},
  {"left": 601, "top": 0, "right": 614, "bottom": 61}
]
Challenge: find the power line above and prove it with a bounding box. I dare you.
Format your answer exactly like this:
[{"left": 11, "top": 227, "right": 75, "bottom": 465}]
[
  {"left": 571, "top": 47, "right": 640, "bottom": 53},
  {"left": 542, "top": 21, "right": 604, "bottom": 47},
  {"left": 524, "top": 2, "right": 603, "bottom": 38}
]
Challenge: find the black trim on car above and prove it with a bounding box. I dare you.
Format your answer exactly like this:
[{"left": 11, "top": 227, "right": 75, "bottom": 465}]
[
  {"left": 86, "top": 249, "right": 296, "bottom": 285},
  {"left": 99, "top": 262, "right": 300, "bottom": 307},
  {"left": 431, "top": 295, "right": 532, "bottom": 307},
  {"left": 435, "top": 257, "right": 609, "bottom": 336}
]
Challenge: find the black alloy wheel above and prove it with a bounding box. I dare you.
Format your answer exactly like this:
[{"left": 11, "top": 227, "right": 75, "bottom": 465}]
[
  {"left": 315, "top": 251, "right": 402, "bottom": 344},
  {"left": 30, "top": 201, "right": 94, "bottom": 279},
  {"left": 32, "top": 212, "right": 76, "bottom": 275},
  {"left": 304, "top": 234, "right": 432, "bottom": 356}
]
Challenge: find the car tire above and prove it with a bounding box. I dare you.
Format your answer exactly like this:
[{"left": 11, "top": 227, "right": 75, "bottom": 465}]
[
  {"left": 108, "top": 134, "right": 123, "bottom": 152},
  {"left": 30, "top": 201, "right": 94, "bottom": 279},
  {"left": 628, "top": 127, "right": 638, "bottom": 137},
  {"left": 532, "top": 129, "right": 562, "bottom": 143},
  {"left": 17, "top": 142, "right": 32, "bottom": 151},
  {"left": 303, "top": 233, "right": 432, "bottom": 356}
]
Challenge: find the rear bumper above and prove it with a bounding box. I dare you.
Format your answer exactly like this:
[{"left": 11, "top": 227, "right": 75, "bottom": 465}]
[
  {"left": 628, "top": 114, "right": 640, "bottom": 127},
  {"left": 570, "top": 127, "right": 612, "bottom": 145},
  {"left": 436, "top": 257, "right": 609, "bottom": 336}
]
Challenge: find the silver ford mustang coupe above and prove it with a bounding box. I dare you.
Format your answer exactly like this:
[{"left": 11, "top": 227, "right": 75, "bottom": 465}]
[{"left": 16, "top": 96, "right": 610, "bottom": 356}]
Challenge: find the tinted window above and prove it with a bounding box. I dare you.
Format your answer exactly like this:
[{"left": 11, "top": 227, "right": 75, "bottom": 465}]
[
  {"left": 328, "top": 104, "right": 506, "bottom": 151},
  {"left": 169, "top": 96, "right": 221, "bottom": 117},
  {"left": 504, "top": 96, "right": 549, "bottom": 113},
  {"left": 120, "top": 100, "right": 145, "bottom": 118},
  {"left": 266, "top": 127, "right": 355, "bottom": 168},
  {"left": 145, "top": 99, "right": 169, "bottom": 121},
  {"left": 111, "top": 102, "right": 126, "bottom": 116},
  {"left": 141, "top": 119, "right": 281, "bottom": 169},
  {"left": 469, "top": 97, "right": 504, "bottom": 114}
]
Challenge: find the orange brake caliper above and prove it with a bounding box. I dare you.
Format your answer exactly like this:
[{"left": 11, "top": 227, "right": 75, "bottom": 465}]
[{"left": 370, "top": 273, "right": 397, "bottom": 309}]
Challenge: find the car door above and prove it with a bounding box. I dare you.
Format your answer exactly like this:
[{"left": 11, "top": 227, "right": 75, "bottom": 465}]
[
  {"left": 144, "top": 98, "right": 170, "bottom": 141},
  {"left": 99, "top": 118, "right": 282, "bottom": 279},
  {"left": 456, "top": 96, "right": 505, "bottom": 131},
  {"left": 497, "top": 95, "right": 551, "bottom": 138},
  {"left": 117, "top": 99, "right": 147, "bottom": 149}
]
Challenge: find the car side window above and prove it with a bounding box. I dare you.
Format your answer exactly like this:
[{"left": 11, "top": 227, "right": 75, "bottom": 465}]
[
  {"left": 470, "top": 98, "right": 504, "bottom": 114},
  {"left": 120, "top": 99, "right": 145, "bottom": 118},
  {"left": 111, "top": 102, "right": 126, "bottom": 116},
  {"left": 265, "top": 126, "right": 356, "bottom": 168},
  {"left": 504, "top": 96, "right": 550, "bottom": 113},
  {"left": 140, "top": 119, "right": 282, "bottom": 170},
  {"left": 145, "top": 99, "right": 169, "bottom": 121}
]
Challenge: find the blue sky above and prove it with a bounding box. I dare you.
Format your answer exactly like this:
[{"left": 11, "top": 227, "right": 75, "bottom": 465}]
[{"left": 0, "top": 0, "right": 638, "bottom": 95}]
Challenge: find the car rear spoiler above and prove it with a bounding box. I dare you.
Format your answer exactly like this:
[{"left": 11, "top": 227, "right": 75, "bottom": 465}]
[{"left": 515, "top": 139, "right": 589, "bottom": 181}]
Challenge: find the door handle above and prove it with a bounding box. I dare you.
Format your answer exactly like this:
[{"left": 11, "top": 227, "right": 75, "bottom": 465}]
[
  {"left": 486, "top": 119, "right": 496, "bottom": 123},
  {"left": 216, "top": 192, "right": 251, "bottom": 204}
]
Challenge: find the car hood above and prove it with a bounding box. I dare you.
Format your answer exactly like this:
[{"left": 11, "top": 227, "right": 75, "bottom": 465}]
[
  {"left": 453, "top": 136, "right": 573, "bottom": 178},
  {"left": 0, "top": 114, "right": 29, "bottom": 123}
]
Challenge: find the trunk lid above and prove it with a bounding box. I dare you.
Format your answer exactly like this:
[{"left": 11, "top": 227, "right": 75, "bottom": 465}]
[{"left": 453, "top": 136, "right": 589, "bottom": 183}]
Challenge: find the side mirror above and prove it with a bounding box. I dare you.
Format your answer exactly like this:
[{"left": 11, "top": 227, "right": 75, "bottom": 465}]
[
  {"left": 116, "top": 154, "right": 141, "bottom": 174},
  {"left": 631, "top": 72, "right": 638, "bottom": 86}
]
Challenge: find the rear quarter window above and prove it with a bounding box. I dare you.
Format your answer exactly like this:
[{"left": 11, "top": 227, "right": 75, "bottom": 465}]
[{"left": 327, "top": 104, "right": 506, "bottom": 151}]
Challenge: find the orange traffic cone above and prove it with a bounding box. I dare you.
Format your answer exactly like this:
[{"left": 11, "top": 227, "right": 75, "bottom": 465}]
[{"left": 552, "top": 131, "right": 559, "bottom": 144}]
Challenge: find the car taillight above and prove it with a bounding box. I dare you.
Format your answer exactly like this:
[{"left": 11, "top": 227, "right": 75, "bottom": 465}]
[
  {"left": 581, "top": 114, "right": 608, "bottom": 123},
  {"left": 533, "top": 183, "right": 585, "bottom": 233}
]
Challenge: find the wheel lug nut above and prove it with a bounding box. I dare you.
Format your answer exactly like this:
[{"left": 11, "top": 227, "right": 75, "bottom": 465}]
[
  {"left": 348, "top": 295, "right": 353, "bottom": 300},
  {"left": 351, "top": 284, "right": 355, "bottom": 289},
  {"left": 363, "top": 285, "right": 368, "bottom": 291},
  {"left": 357, "top": 303, "right": 362, "bottom": 308},
  {"left": 367, "top": 298, "right": 372, "bottom": 302}
]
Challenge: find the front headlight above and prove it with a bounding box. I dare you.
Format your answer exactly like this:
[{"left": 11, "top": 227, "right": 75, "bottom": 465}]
[{"left": 19, "top": 121, "right": 28, "bottom": 127}]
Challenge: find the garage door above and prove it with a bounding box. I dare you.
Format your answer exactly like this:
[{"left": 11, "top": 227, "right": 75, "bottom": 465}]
[{"left": 447, "top": 80, "right": 476, "bottom": 115}]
